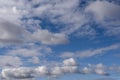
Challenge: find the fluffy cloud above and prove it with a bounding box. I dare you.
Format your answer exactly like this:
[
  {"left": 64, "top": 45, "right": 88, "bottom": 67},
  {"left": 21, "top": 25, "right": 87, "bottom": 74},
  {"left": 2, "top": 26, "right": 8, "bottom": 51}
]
[
  {"left": 0, "top": 0, "right": 120, "bottom": 79},
  {"left": 1, "top": 58, "right": 114, "bottom": 79},
  {"left": 0, "top": 0, "right": 119, "bottom": 45},
  {"left": 0, "top": 19, "right": 27, "bottom": 44},
  {"left": 32, "top": 29, "right": 68, "bottom": 45},
  {"left": 63, "top": 58, "right": 78, "bottom": 66},
  {"left": 85, "top": 1, "right": 120, "bottom": 36},
  {"left": 35, "top": 66, "right": 49, "bottom": 77},
  {"left": 85, "top": 1, "right": 120, "bottom": 21},
  {"left": 1, "top": 67, "right": 34, "bottom": 79},
  {"left": 82, "top": 67, "right": 91, "bottom": 74},
  {"left": 81, "top": 63, "right": 109, "bottom": 76},
  {"left": 29, "top": 56, "right": 40, "bottom": 64},
  {"left": 0, "top": 58, "right": 79, "bottom": 79},
  {"left": 94, "top": 63, "right": 109, "bottom": 75},
  {"left": 0, "top": 56, "right": 22, "bottom": 68},
  {"left": 0, "top": 19, "right": 68, "bottom": 45}
]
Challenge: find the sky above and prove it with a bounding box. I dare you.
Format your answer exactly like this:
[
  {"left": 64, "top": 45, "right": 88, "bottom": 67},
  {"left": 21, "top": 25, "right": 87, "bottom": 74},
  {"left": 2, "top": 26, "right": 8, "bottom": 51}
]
[{"left": 0, "top": 0, "right": 120, "bottom": 80}]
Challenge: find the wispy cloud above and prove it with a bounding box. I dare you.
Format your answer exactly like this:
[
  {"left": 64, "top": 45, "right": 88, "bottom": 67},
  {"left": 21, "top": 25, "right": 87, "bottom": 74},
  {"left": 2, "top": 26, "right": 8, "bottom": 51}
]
[{"left": 61, "top": 44, "right": 120, "bottom": 58}]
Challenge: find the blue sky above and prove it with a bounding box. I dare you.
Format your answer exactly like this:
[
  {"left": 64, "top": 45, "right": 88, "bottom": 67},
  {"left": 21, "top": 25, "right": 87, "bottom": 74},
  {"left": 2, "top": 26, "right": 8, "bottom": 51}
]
[{"left": 0, "top": 0, "right": 120, "bottom": 80}]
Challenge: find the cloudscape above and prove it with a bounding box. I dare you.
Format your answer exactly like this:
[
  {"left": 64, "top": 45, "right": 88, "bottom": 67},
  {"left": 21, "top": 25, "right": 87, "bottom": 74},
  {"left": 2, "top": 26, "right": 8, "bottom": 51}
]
[{"left": 0, "top": 0, "right": 120, "bottom": 80}]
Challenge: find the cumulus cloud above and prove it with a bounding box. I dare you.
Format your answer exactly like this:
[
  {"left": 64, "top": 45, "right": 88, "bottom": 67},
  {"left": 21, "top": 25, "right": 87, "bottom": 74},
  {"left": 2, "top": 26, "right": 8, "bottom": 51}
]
[
  {"left": 0, "top": 18, "right": 68, "bottom": 45},
  {"left": 32, "top": 29, "right": 68, "bottom": 45},
  {"left": 0, "top": 58, "right": 79, "bottom": 79},
  {"left": 81, "top": 63, "right": 109, "bottom": 76},
  {"left": 85, "top": 0, "right": 120, "bottom": 36},
  {"left": 0, "top": 19, "right": 27, "bottom": 44},
  {"left": 85, "top": 1, "right": 120, "bottom": 21},
  {"left": 0, "top": 56, "right": 22, "bottom": 68},
  {"left": 0, "top": 0, "right": 120, "bottom": 79},
  {"left": 63, "top": 58, "right": 78, "bottom": 66},
  {"left": 1, "top": 58, "right": 114, "bottom": 79},
  {"left": 1, "top": 67, "right": 35, "bottom": 79},
  {"left": 29, "top": 56, "right": 40, "bottom": 64},
  {"left": 82, "top": 67, "right": 91, "bottom": 74},
  {"left": 94, "top": 63, "right": 109, "bottom": 75},
  {"left": 0, "top": 0, "right": 119, "bottom": 45}
]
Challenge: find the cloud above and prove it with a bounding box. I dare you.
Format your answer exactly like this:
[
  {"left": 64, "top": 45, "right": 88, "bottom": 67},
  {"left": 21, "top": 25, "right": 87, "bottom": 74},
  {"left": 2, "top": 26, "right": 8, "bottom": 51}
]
[
  {"left": 32, "top": 29, "right": 68, "bottom": 45},
  {"left": 29, "top": 56, "right": 40, "bottom": 64},
  {"left": 94, "top": 63, "right": 109, "bottom": 75},
  {"left": 35, "top": 66, "right": 49, "bottom": 76},
  {"left": 1, "top": 67, "right": 35, "bottom": 79},
  {"left": 63, "top": 58, "right": 78, "bottom": 66},
  {"left": 85, "top": 1, "right": 120, "bottom": 21},
  {"left": 0, "top": 58, "right": 79, "bottom": 79},
  {"left": 8, "top": 45, "right": 52, "bottom": 57},
  {"left": 0, "top": 19, "right": 27, "bottom": 44},
  {"left": 0, "top": 56, "right": 22, "bottom": 68},
  {"left": 0, "top": 0, "right": 120, "bottom": 79},
  {"left": 8, "top": 48, "right": 41, "bottom": 57},
  {"left": 61, "top": 44, "right": 120, "bottom": 58},
  {"left": 0, "top": 18, "right": 68, "bottom": 45},
  {"left": 0, "top": 0, "right": 119, "bottom": 46},
  {"left": 81, "top": 63, "right": 109, "bottom": 76},
  {"left": 60, "top": 52, "right": 75, "bottom": 58},
  {"left": 82, "top": 67, "right": 91, "bottom": 74},
  {"left": 1, "top": 58, "right": 114, "bottom": 79},
  {"left": 85, "top": 1, "right": 120, "bottom": 37}
]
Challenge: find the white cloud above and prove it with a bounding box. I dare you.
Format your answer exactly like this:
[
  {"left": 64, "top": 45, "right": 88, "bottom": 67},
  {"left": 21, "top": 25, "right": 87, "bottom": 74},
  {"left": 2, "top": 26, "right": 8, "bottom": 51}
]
[
  {"left": 29, "top": 56, "right": 40, "bottom": 64},
  {"left": 1, "top": 58, "right": 113, "bottom": 79},
  {"left": 0, "top": 19, "right": 26, "bottom": 44},
  {"left": 63, "top": 58, "right": 78, "bottom": 66},
  {"left": 61, "top": 44, "right": 120, "bottom": 58},
  {"left": 0, "top": 58, "right": 79, "bottom": 79},
  {"left": 0, "top": 18, "right": 68, "bottom": 45},
  {"left": 1, "top": 67, "right": 34, "bottom": 79},
  {"left": 8, "top": 45, "right": 52, "bottom": 58},
  {"left": 0, "top": 0, "right": 70, "bottom": 45},
  {"left": 94, "top": 63, "right": 108, "bottom": 75},
  {"left": 0, "top": 56, "right": 22, "bottom": 68},
  {"left": 77, "top": 44, "right": 120, "bottom": 58},
  {"left": 35, "top": 66, "right": 49, "bottom": 76},
  {"left": 60, "top": 52, "right": 75, "bottom": 58},
  {"left": 8, "top": 48, "right": 40, "bottom": 57},
  {"left": 85, "top": 1, "right": 120, "bottom": 37},
  {"left": 0, "top": 0, "right": 119, "bottom": 45},
  {"left": 82, "top": 67, "right": 91, "bottom": 74},
  {"left": 81, "top": 63, "right": 109, "bottom": 76},
  {"left": 32, "top": 29, "right": 68, "bottom": 45},
  {"left": 85, "top": 1, "right": 120, "bottom": 21},
  {"left": 0, "top": 0, "right": 120, "bottom": 79}
]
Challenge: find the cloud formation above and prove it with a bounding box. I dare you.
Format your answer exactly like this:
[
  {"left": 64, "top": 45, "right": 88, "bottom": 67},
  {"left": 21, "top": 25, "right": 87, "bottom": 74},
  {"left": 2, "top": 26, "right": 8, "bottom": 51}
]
[
  {"left": 0, "top": 0, "right": 120, "bottom": 45},
  {"left": 85, "top": 1, "right": 120, "bottom": 21},
  {"left": 0, "top": 0, "right": 120, "bottom": 80},
  {"left": 1, "top": 58, "right": 79, "bottom": 79},
  {"left": 61, "top": 44, "right": 120, "bottom": 58},
  {"left": 2, "top": 58, "right": 119, "bottom": 79},
  {"left": 0, "top": 56, "right": 22, "bottom": 68}
]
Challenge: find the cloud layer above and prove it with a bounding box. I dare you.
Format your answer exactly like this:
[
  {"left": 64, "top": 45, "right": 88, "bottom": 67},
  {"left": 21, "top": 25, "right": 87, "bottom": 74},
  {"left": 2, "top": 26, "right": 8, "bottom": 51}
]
[
  {"left": 0, "top": 0, "right": 120, "bottom": 80},
  {"left": 0, "top": 58, "right": 110, "bottom": 79}
]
